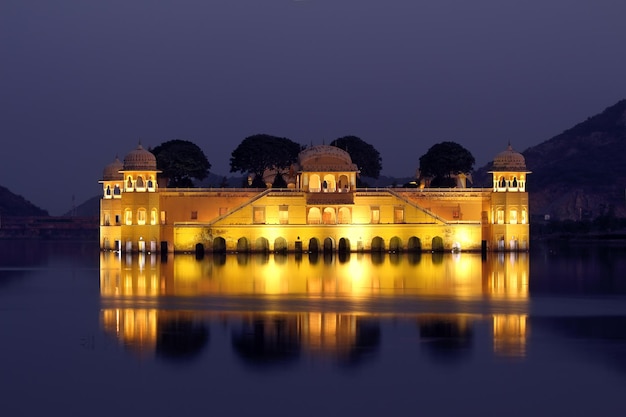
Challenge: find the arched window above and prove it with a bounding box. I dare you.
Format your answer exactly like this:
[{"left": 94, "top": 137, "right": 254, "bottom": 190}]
[
  {"left": 113, "top": 185, "right": 121, "bottom": 196},
  {"left": 137, "top": 208, "right": 146, "bottom": 225},
  {"left": 371, "top": 206, "right": 380, "bottom": 224},
  {"left": 499, "top": 176, "right": 506, "bottom": 188},
  {"left": 497, "top": 209, "right": 504, "bottom": 224},
  {"left": 150, "top": 209, "right": 157, "bottom": 225},
  {"left": 510, "top": 209, "right": 518, "bottom": 224},
  {"left": 136, "top": 176, "right": 145, "bottom": 189},
  {"left": 338, "top": 207, "right": 351, "bottom": 224},
  {"left": 511, "top": 177, "right": 518, "bottom": 188},
  {"left": 147, "top": 177, "right": 154, "bottom": 190},
  {"left": 308, "top": 207, "right": 322, "bottom": 224},
  {"left": 521, "top": 209, "right": 528, "bottom": 224},
  {"left": 124, "top": 209, "right": 132, "bottom": 225},
  {"left": 126, "top": 177, "right": 133, "bottom": 191},
  {"left": 105, "top": 185, "right": 111, "bottom": 197},
  {"left": 322, "top": 207, "right": 336, "bottom": 224}
]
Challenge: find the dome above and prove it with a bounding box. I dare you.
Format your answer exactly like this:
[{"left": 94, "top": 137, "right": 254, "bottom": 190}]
[
  {"left": 298, "top": 145, "right": 358, "bottom": 172},
  {"left": 123, "top": 143, "right": 157, "bottom": 171},
  {"left": 493, "top": 144, "right": 526, "bottom": 170},
  {"left": 102, "top": 156, "right": 124, "bottom": 180}
]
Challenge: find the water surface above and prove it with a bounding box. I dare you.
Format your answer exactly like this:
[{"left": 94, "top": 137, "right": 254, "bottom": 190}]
[{"left": 1, "top": 240, "right": 626, "bottom": 416}]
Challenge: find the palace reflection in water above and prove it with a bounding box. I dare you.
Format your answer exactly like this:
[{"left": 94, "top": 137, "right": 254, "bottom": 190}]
[{"left": 99, "top": 251, "right": 529, "bottom": 363}]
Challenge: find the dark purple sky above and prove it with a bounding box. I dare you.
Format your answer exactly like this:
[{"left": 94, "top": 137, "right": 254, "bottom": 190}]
[{"left": 2, "top": 0, "right": 626, "bottom": 215}]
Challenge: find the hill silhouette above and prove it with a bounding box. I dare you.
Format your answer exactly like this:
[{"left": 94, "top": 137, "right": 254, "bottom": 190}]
[
  {"left": 0, "top": 185, "right": 48, "bottom": 217},
  {"left": 474, "top": 99, "right": 626, "bottom": 221}
]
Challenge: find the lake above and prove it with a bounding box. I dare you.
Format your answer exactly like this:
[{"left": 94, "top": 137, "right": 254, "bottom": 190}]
[{"left": 1, "top": 239, "right": 626, "bottom": 417}]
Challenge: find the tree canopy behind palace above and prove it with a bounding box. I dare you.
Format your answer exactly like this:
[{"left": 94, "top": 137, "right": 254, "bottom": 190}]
[
  {"left": 330, "top": 135, "right": 383, "bottom": 179},
  {"left": 229, "top": 134, "right": 303, "bottom": 183},
  {"left": 419, "top": 141, "right": 475, "bottom": 187},
  {"left": 151, "top": 140, "right": 211, "bottom": 188}
]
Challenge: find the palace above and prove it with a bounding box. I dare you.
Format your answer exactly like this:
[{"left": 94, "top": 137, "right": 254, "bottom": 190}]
[{"left": 99, "top": 143, "right": 530, "bottom": 253}]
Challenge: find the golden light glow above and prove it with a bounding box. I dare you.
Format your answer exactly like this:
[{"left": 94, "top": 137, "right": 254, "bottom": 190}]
[
  {"left": 493, "top": 314, "right": 528, "bottom": 357},
  {"left": 100, "top": 251, "right": 529, "bottom": 301},
  {"left": 99, "top": 249, "right": 530, "bottom": 358}
]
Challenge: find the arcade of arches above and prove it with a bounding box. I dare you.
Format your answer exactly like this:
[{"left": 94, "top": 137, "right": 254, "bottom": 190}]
[{"left": 196, "top": 235, "right": 436, "bottom": 254}]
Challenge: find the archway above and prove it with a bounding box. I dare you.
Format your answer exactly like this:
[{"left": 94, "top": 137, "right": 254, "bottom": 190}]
[
  {"left": 407, "top": 236, "right": 421, "bottom": 252},
  {"left": 432, "top": 236, "right": 444, "bottom": 252},
  {"left": 308, "top": 237, "right": 320, "bottom": 253},
  {"left": 195, "top": 243, "right": 205, "bottom": 259},
  {"left": 274, "top": 237, "right": 288, "bottom": 253},
  {"left": 309, "top": 174, "right": 321, "bottom": 192},
  {"left": 323, "top": 237, "right": 334, "bottom": 253},
  {"left": 389, "top": 236, "right": 402, "bottom": 253},
  {"left": 337, "top": 175, "right": 350, "bottom": 192},
  {"left": 323, "top": 174, "right": 336, "bottom": 192},
  {"left": 371, "top": 236, "right": 385, "bottom": 252},
  {"left": 237, "top": 237, "right": 249, "bottom": 252},
  {"left": 255, "top": 237, "right": 270, "bottom": 253},
  {"left": 338, "top": 238, "right": 350, "bottom": 253},
  {"left": 212, "top": 237, "right": 226, "bottom": 253}
]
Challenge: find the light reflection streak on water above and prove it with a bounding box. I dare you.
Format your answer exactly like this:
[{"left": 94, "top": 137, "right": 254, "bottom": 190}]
[
  {"left": 100, "top": 251, "right": 530, "bottom": 306},
  {"left": 99, "top": 251, "right": 532, "bottom": 359}
]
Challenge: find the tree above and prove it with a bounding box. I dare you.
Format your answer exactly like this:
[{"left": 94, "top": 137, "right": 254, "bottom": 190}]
[
  {"left": 151, "top": 139, "right": 211, "bottom": 188},
  {"left": 272, "top": 173, "right": 288, "bottom": 188},
  {"left": 230, "top": 134, "right": 302, "bottom": 186},
  {"left": 330, "top": 136, "right": 382, "bottom": 179},
  {"left": 418, "top": 141, "right": 475, "bottom": 188}
]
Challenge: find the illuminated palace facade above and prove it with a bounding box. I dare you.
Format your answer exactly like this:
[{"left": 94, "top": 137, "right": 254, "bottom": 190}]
[{"left": 99, "top": 143, "right": 530, "bottom": 253}]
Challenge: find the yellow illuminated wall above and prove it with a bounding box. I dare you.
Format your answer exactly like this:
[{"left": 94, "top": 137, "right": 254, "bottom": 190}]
[{"left": 100, "top": 146, "right": 530, "bottom": 253}]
